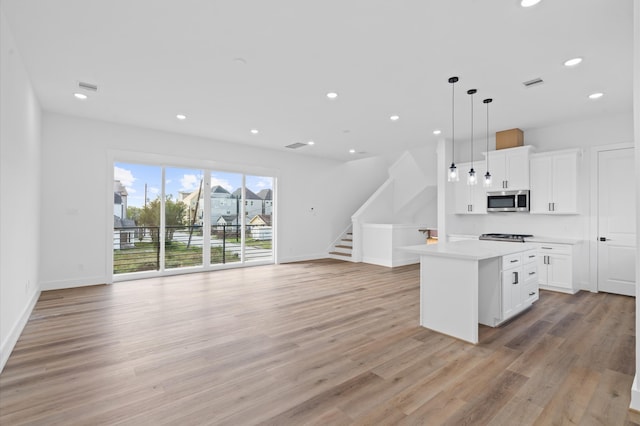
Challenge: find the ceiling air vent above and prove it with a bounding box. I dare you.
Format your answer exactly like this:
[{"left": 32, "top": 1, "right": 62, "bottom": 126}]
[
  {"left": 78, "top": 81, "right": 98, "bottom": 92},
  {"left": 522, "top": 78, "right": 544, "bottom": 88},
  {"left": 285, "top": 142, "right": 307, "bottom": 149}
]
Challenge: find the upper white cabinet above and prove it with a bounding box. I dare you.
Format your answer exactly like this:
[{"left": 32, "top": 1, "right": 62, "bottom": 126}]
[
  {"left": 453, "top": 162, "right": 487, "bottom": 214},
  {"left": 530, "top": 149, "right": 580, "bottom": 214},
  {"left": 486, "top": 146, "right": 533, "bottom": 191}
]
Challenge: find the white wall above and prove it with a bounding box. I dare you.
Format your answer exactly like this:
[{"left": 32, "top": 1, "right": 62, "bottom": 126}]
[
  {"left": 0, "top": 10, "right": 42, "bottom": 370},
  {"left": 631, "top": 0, "right": 640, "bottom": 412},
  {"left": 39, "top": 112, "right": 389, "bottom": 289}
]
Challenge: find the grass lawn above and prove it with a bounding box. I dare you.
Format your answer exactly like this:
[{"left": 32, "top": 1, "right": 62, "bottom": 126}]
[{"left": 114, "top": 241, "right": 240, "bottom": 274}]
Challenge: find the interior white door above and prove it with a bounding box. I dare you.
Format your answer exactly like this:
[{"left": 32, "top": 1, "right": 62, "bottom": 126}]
[{"left": 597, "top": 148, "right": 636, "bottom": 296}]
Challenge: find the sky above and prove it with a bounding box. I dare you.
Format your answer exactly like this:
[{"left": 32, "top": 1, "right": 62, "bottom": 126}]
[{"left": 115, "top": 162, "right": 273, "bottom": 208}]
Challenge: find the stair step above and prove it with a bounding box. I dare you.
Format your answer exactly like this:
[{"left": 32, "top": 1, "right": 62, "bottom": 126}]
[
  {"left": 329, "top": 251, "right": 352, "bottom": 257},
  {"left": 335, "top": 244, "right": 352, "bottom": 249}
]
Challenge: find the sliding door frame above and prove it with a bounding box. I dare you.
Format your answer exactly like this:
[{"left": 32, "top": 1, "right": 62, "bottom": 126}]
[{"left": 107, "top": 150, "right": 278, "bottom": 284}]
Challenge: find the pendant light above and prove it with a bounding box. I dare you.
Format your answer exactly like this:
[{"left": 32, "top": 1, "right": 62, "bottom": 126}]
[
  {"left": 467, "top": 89, "right": 477, "bottom": 185},
  {"left": 447, "top": 77, "right": 460, "bottom": 182},
  {"left": 483, "top": 98, "right": 493, "bottom": 187}
]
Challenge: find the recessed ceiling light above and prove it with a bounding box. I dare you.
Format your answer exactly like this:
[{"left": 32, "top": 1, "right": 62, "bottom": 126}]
[
  {"left": 176, "top": 114, "right": 187, "bottom": 120},
  {"left": 250, "top": 129, "right": 259, "bottom": 134},
  {"left": 390, "top": 115, "right": 400, "bottom": 121},
  {"left": 433, "top": 129, "right": 442, "bottom": 135},
  {"left": 349, "top": 149, "right": 356, "bottom": 154},
  {"left": 74, "top": 93, "right": 87, "bottom": 100},
  {"left": 564, "top": 57, "right": 583, "bottom": 67},
  {"left": 307, "top": 141, "right": 315, "bottom": 145},
  {"left": 588, "top": 92, "right": 604, "bottom": 99},
  {"left": 521, "top": 0, "right": 541, "bottom": 7},
  {"left": 326, "top": 92, "right": 338, "bottom": 99}
]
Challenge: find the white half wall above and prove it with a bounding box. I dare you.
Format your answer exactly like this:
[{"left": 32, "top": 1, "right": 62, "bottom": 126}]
[
  {"left": 0, "top": 9, "right": 42, "bottom": 371},
  {"left": 39, "top": 112, "right": 389, "bottom": 288}
]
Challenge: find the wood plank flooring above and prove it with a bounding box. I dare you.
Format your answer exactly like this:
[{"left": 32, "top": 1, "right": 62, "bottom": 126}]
[{"left": 1, "top": 259, "right": 638, "bottom": 425}]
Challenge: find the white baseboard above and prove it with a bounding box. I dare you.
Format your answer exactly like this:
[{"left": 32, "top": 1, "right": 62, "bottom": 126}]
[
  {"left": 278, "top": 253, "right": 327, "bottom": 264},
  {"left": 40, "top": 275, "right": 107, "bottom": 291},
  {"left": 1, "top": 289, "right": 41, "bottom": 373},
  {"left": 631, "top": 375, "right": 640, "bottom": 411}
]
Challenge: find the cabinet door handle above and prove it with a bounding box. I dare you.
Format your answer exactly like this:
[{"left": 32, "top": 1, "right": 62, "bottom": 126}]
[
  {"left": 552, "top": 202, "right": 556, "bottom": 211},
  {"left": 529, "top": 291, "right": 536, "bottom": 296},
  {"left": 529, "top": 271, "right": 536, "bottom": 276},
  {"left": 528, "top": 255, "right": 536, "bottom": 259},
  {"left": 548, "top": 202, "right": 551, "bottom": 211},
  {"left": 541, "top": 247, "right": 553, "bottom": 250},
  {"left": 510, "top": 259, "right": 518, "bottom": 263},
  {"left": 513, "top": 271, "right": 519, "bottom": 284}
]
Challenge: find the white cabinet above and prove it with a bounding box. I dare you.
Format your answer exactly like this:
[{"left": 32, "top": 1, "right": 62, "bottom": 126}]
[
  {"left": 536, "top": 243, "right": 578, "bottom": 294},
  {"left": 501, "top": 249, "right": 538, "bottom": 322},
  {"left": 530, "top": 150, "right": 579, "bottom": 214},
  {"left": 486, "top": 146, "right": 533, "bottom": 191},
  {"left": 453, "top": 162, "right": 487, "bottom": 214},
  {"left": 502, "top": 253, "right": 523, "bottom": 319}
]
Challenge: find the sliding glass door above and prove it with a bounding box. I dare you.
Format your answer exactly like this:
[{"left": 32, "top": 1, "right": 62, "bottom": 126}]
[
  {"left": 112, "top": 162, "right": 275, "bottom": 277},
  {"left": 165, "top": 167, "right": 204, "bottom": 270}
]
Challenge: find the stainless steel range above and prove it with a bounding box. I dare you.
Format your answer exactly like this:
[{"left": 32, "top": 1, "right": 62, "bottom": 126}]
[{"left": 479, "top": 233, "right": 533, "bottom": 243}]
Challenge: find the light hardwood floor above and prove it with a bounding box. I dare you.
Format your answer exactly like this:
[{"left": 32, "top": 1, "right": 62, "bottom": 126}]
[{"left": 0, "top": 259, "right": 638, "bottom": 425}]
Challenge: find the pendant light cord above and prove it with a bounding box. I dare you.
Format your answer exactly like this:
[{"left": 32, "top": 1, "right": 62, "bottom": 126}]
[{"left": 467, "top": 89, "right": 477, "bottom": 168}]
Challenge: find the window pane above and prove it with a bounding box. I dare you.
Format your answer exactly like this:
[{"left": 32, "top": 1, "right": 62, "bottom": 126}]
[
  {"left": 165, "top": 167, "right": 204, "bottom": 269},
  {"left": 210, "top": 171, "right": 242, "bottom": 264},
  {"left": 113, "top": 162, "right": 162, "bottom": 274},
  {"left": 245, "top": 175, "right": 273, "bottom": 262}
]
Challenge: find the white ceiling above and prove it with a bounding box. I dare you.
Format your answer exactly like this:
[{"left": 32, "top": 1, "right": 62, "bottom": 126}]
[{"left": 1, "top": 0, "right": 634, "bottom": 162}]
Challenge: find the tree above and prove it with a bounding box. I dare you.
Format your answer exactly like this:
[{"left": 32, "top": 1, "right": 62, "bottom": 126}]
[
  {"left": 138, "top": 196, "right": 186, "bottom": 242},
  {"left": 126, "top": 206, "right": 142, "bottom": 223}
]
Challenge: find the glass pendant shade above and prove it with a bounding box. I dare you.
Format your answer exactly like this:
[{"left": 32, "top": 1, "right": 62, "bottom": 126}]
[
  {"left": 467, "top": 167, "right": 477, "bottom": 185},
  {"left": 467, "top": 88, "right": 477, "bottom": 186},
  {"left": 448, "top": 163, "right": 459, "bottom": 181},
  {"left": 483, "top": 171, "right": 492, "bottom": 187}
]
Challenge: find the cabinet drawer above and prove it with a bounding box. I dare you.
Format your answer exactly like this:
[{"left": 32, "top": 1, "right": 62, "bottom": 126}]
[
  {"left": 537, "top": 243, "right": 571, "bottom": 255},
  {"left": 524, "top": 263, "right": 538, "bottom": 281},
  {"left": 524, "top": 280, "right": 539, "bottom": 303},
  {"left": 523, "top": 249, "right": 538, "bottom": 264},
  {"left": 502, "top": 253, "right": 523, "bottom": 269}
]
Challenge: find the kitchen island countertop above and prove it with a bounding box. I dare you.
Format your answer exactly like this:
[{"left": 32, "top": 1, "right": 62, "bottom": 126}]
[{"left": 402, "top": 240, "right": 537, "bottom": 261}]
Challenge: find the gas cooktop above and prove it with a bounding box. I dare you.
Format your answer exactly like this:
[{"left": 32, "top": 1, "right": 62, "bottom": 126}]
[{"left": 479, "top": 233, "right": 533, "bottom": 242}]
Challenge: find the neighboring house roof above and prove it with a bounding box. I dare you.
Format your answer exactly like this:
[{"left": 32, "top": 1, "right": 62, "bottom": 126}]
[
  {"left": 216, "top": 215, "right": 238, "bottom": 224},
  {"left": 232, "top": 188, "right": 261, "bottom": 200},
  {"left": 211, "top": 185, "right": 231, "bottom": 195},
  {"left": 257, "top": 189, "right": 272, "bottom": 200},
  {"left": 249, "top": 214, "right": 272, "bottom": 226},
  {"left": 114, "top": 216, "right": 136, "bottom": 228}
]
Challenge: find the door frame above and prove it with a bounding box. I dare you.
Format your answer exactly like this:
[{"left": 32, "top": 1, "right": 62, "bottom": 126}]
[
  {"left": 106, "top": 149, "right": 279, "bottom": 284},
  {"left": 589, "top": 142, "right": 635, "bottom": 293}
]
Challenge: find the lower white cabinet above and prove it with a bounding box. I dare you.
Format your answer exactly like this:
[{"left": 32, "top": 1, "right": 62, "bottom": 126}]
[
  {"left": 501, "top": 249, "right": 538, "bottom": 321},
  {"left": 535, "top": 243, "right": 578, "bottom": 294},
  {"left": 478, "top": 248, "right": 539, "bottom": 328}
]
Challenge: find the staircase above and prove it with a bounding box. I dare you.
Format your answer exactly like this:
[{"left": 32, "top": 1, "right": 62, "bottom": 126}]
[{"left": 328, "top": 230, "right": 353, "bottom": 260}]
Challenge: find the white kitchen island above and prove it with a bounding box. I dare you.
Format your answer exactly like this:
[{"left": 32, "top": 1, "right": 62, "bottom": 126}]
[{"left": 402, "top": 240, "right": 538, "bottom": 344}]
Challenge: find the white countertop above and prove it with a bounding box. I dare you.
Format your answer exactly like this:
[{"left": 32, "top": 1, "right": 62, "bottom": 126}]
[
  {"left": 523, "top": 236, "right": 582, "bottom": 245},
  {"left": 401, "top": 240, "right": 536, "bottom": 261}
]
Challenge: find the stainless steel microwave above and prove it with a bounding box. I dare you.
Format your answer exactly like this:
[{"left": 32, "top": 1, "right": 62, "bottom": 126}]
[{"left": 487, "top": 190, "right": 530, "bottom": 212}]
